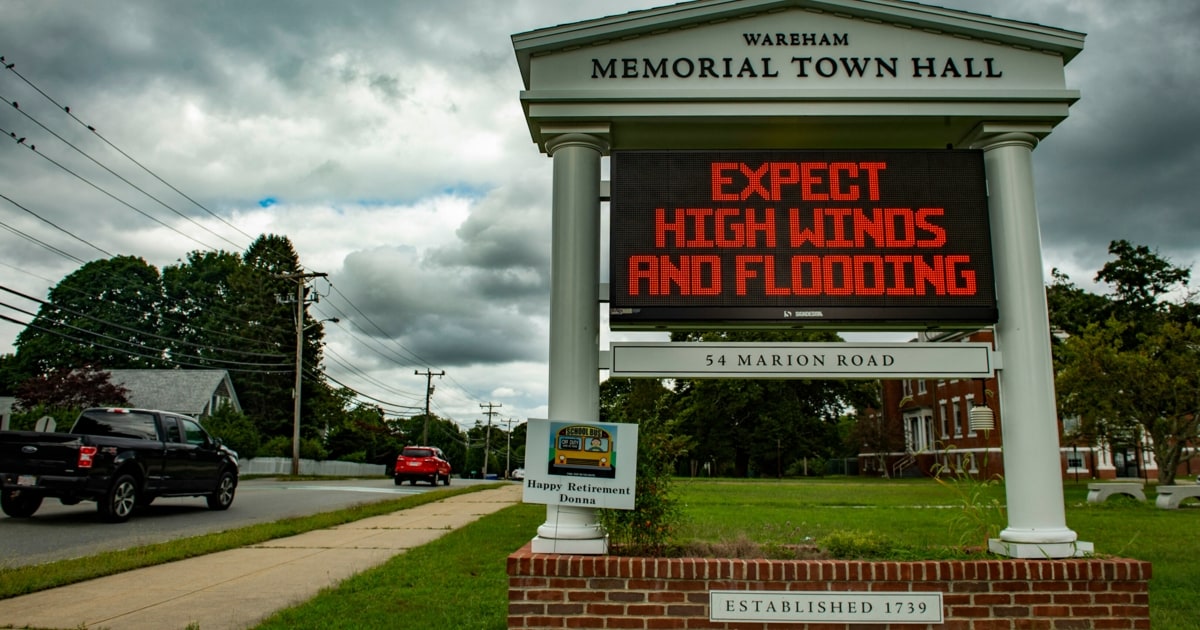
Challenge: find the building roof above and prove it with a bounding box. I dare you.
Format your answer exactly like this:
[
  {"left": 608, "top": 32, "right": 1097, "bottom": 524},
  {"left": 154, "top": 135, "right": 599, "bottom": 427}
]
[{"left": 105, "top": 369, "right": 241, "bottom": 417}]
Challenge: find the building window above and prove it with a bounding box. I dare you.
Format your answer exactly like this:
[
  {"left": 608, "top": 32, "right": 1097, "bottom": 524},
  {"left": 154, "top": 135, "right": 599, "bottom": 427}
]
[
  {"left": 965, "top": 393, "right": 977, "bottom": 437},
  {"left": 953, "top": 398, "right": 962, "bottom": 437},
  {"left": 902, "top": 380, "right": 913, "bottom": 397},
  {"left": 917, "top": 380, "right": 927, "bottom": 395},
  {"left": 938, "top": 400, "right": 949, "bottom": 438}
]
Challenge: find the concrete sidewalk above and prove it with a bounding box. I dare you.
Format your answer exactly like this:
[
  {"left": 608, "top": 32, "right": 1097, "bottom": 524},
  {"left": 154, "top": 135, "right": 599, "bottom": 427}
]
[{"left": 0, "top": 483, "right": 524, "bottom": 630}]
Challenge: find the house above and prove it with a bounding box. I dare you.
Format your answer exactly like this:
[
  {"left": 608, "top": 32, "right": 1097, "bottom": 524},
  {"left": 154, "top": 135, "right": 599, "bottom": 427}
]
[{"left": 105, "top": 369, "right": 241, "bottom": 420}]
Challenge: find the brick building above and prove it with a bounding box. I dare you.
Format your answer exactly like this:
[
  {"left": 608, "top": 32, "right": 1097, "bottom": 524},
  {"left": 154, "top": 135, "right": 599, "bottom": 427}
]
[{"left": 858, "top": 329, "right": 1196, "bottom": 481}]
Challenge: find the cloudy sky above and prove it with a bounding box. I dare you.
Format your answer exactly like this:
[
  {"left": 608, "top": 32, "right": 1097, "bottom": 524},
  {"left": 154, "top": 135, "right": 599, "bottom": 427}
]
[{"left": 0, "top": 1, "right": 1196, "bottom": 428}]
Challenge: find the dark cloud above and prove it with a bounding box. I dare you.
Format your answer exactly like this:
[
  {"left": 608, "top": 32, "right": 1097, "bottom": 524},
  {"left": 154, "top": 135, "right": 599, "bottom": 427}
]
[
  {"left": 944, "top": 0, "right": 1200, "bottom": 282},
  {"left": 3, "top": 0, "right": 1198, "bottom": 420},
  {"left": 334, "top": 240, "right": 547, "bottom": 368}
]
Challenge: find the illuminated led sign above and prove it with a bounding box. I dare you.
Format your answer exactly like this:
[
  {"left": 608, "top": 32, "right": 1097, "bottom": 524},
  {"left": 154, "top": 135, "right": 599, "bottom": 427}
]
[{"left": 609, "top": 150, "right": 996, "bottom": 329}]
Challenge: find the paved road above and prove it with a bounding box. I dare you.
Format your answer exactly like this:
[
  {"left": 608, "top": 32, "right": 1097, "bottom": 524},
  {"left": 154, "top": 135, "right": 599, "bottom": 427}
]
[{"left": 0, "top": 476, "right": 500, "bottom": 568}]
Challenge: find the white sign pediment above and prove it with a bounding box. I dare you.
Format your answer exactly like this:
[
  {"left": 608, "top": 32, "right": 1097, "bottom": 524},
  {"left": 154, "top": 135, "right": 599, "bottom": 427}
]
[
  {"left": 528, "top": 9, "right": 1069, "bottom": 94},
  {"left": 513, "top": 0, "right": 1084, "bottom": 151}
]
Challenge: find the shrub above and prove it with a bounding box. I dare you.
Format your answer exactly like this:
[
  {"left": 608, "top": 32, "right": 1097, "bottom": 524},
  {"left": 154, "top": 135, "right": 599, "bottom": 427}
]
[
  {"left": 599, "top": 416, "right": 689, "bottom": 555},
  {"left": 259, "top": 436, "right": 327, "bottom": 461},
  {"left": 819, "top": 530, "right": 897, "bottom": 559},
  {"left": 202, "top": 406, "right": 261, "bottom": 459},
  {"left": 7, "top": 404, "right": 79, "bottom": 431}
]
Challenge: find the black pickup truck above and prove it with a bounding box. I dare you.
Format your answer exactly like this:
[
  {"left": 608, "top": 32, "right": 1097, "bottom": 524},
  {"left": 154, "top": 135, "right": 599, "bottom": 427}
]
[{"left": 0, "top": 407, "right": 239, "bottom": 522}]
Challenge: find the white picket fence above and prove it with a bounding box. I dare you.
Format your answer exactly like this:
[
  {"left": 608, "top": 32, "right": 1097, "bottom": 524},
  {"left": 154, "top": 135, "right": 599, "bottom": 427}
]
[{"left": 238, "top": 457, "right": 387, "bottom": 477}]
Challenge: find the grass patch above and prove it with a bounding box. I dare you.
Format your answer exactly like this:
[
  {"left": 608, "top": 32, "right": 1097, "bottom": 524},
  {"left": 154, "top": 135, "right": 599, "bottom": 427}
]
[
  {"left": 6, "top": 478, "right": 1195, "bottom": 629},
  {"left": 255, "top": 478, "right": 1199, "bottom": 629},
  {"left": 676, "top": 479, "right": 1197, "bottom": 628},
  {"left": 255, "top": 502, "right": 544, "bottom": 630},
  {"left": 0, "top": 483, "right": 504, "bottom": 599}
]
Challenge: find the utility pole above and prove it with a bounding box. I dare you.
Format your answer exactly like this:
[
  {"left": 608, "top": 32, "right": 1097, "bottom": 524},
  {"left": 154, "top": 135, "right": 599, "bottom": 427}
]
[
  {"left": 479, "top": 402, "right": 502, "bottom": 477},
  {"left": 504, "top": 417, "right": 515, "bottom": 479},
  {"left": 414, "top": 369, "right": 445, "bottom": 445},
  {"left": 279, "top": 271, "right": 327, "bottom": 476}
]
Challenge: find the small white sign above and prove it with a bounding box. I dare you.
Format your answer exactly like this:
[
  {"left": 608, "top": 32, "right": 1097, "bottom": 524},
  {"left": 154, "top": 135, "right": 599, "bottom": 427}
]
[
  {"left": 610, "top": 342, "right": 994, "bottom": 379},
  {"left": 522, "top": 419, "right": 638, "bottom": 510},
  {"left": 710, "top": 591, "right": 943, "bottom": 624}
]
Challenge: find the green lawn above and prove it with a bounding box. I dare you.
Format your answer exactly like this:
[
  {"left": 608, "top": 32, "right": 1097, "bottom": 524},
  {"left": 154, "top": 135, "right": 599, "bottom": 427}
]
[{"left": 255, "top": 477, "right": 1200, "bottom": 629}]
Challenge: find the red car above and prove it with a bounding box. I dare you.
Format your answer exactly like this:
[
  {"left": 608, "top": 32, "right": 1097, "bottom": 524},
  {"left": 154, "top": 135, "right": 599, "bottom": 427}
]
[{"left": 393, "top": 446, "right": 451, "bottom": 486}]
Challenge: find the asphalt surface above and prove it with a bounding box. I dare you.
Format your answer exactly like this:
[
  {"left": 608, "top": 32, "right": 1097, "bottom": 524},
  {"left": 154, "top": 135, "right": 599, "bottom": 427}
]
[{"left": 0, "top": 483, "right": 524, "bottom": 630}]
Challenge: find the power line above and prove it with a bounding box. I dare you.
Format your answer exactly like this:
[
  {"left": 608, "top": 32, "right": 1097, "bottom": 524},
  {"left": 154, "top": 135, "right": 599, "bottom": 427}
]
[
  {"left": 0, "top": 312, "right": 289, "bottom": 374},
  {"left": 0, "top": 189, "right": 114, "bottom": 259},
  {"left": 0, "top": 125, "right": 223, "bottom": 251},
  {"left": 1, "top": 55, "right": 256, "bottom": 244},
  {"left": 0, "top": 256, "right": 304, "bottom": 356},
  {"left": 0, "top": 216, "right": 88, "bottom": 264},
  {"left": 318, "top": 285, "right": 492, "bottom": 406},
  {"left": 0, "top": 283, "right": 289, "bottom": 360},
  {"left": 1, "top": 95, "right": 246, "bottom": 251},
  {"left": 0, "top": 299, "right": 291, "bottom": 368},
  {"left": 322, "top": 285, "right": 432, "bottom": 366},
  {"left": 320, "top": 351, "right": 425, "bottom": 403}
]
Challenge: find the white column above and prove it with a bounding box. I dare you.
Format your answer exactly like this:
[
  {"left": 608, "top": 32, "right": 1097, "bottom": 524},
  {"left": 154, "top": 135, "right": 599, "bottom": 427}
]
[
  {"left": 531, "top": 130, "right": 610, "bottom": 554},
  {"left": 974, "top": 131, "right": 1092, "bottom": 558}
]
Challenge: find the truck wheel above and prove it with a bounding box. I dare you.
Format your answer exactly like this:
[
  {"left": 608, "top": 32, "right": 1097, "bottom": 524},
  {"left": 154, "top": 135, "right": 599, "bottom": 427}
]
[
  {"left": 207, "top": 470, "right": 236, "bottom": 510},
  {"left": 98, "top": 474, "right": 138, "bottom": 523},
  {"left": 1, "top": 489, "right": 43, "bottom": 518},
  {"left": 443, "top": 474, "right": 451, "bottom": 486},
  {"left": 393, "top": 476, "right": 403, "bottom": 486}
]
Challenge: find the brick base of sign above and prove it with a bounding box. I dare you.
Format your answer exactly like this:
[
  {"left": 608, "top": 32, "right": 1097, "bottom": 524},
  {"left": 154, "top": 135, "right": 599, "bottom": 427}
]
[{"left": 507, "top": 544, "right": 1150, "bottom": 629}]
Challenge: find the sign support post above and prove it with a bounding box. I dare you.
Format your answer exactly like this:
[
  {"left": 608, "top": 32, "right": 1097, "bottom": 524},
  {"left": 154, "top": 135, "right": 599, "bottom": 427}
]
[
  {"left": 975, "top": 129, "right": 1090, "bottom": 558},
  {"left": 532, "top": 128, "right": 610, "bottom": 554}
]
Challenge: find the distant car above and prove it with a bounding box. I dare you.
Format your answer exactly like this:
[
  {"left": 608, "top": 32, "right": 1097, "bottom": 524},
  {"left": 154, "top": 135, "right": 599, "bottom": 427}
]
[
  {"left": 393, "top": 446, "right": 451, "bottom": 486},
  {"left": 510, "top": 468, "right": 525, "bottom": 481}
]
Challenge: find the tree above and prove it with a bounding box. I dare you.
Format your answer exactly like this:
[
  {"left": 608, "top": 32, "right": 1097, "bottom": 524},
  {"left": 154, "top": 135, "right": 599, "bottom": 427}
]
[
  {"left": 1095, "top": 240, "right": 1190, "bottom": 314},
  {"left": 1046, "top": 268, "right": 1111, "bottom": 338},
  {"left": 1051, "top": 241, "right": 1199, "bottom": 484},
  {"left": 598, "top": 377, "right": 689, "bottom": 553},
  {"left": 161, "top": 250, "right": 266, "bottom": 368},
  {"left": 671, "top": 329, "right": 876, "bottom": 477},
  {"left": 15, "top": 368, "right": 129, "bottom": 410},
  {"left": 1057, "top": 319, "right": 1200, "bottom": 484},
  {"left": 15, "top": 256, "right": 166, "bottom": 374},
  {"left": 202, "top": 403, "right": 261, "bottom": 459},
  {"left": 225, "top": 235, "right": 325, "bottom": 440},
  {"left": 323, "top": 396, "right": 403, "bottom": 466},
  {"left": 0, "top": 353, "right": 24, "bottom": 395}
]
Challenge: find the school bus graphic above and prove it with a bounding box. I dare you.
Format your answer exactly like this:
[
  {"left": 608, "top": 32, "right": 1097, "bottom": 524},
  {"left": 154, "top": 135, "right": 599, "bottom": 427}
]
[{"left": 548, "top": 423, "right": 616, "bottom": 478}]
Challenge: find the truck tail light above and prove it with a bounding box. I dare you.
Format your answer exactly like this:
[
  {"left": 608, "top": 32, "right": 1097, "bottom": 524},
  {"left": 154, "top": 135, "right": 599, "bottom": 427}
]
[{"left": 78, "top": 446, "right": 98, "bottom": 469}]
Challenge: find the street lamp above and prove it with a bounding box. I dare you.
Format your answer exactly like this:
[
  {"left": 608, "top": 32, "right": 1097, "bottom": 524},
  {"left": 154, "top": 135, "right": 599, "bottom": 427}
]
[{"left": 292, "top": 315, "right": 338, "bottom": 476}]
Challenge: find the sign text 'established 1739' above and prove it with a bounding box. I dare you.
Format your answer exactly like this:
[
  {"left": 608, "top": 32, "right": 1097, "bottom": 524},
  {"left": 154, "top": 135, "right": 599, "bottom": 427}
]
[{"left": 609, "top": 150, "right": 996, "bottom": 329}]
